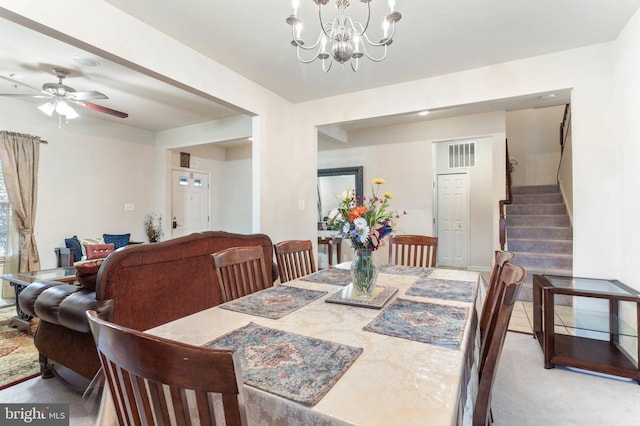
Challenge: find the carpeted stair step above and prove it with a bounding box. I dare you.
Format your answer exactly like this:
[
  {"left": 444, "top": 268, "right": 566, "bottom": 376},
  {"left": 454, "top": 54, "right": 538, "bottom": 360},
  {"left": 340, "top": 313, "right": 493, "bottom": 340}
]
[
  {"left": 512, "top": 192, "right": 563, "bottom": 204},
  {"left": 507, "top": 226, "right": 572, "bottom": 240},
  {"left": 512, "top": 184, "right": 559, "bottom": 195},
  {"left": 514, "top": 252, "right": 573, "bottom": 271},
  {"left": 508, "top": 238, "right": 572, "bottom": 254},
  {"left": 506, "top": 203, "right": 566, "bottom": 215},
  {"left": 506, "top": 215, "right": 570, "bottom": 227}
]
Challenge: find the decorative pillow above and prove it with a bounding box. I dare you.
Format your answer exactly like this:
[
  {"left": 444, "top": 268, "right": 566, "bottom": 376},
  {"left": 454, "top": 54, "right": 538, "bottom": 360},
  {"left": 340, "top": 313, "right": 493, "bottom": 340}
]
[
  {"left": 103, "top": 233, "right": 131, "bottom": 250},
  {"left": 64, "top": 235, "right": 83, "bottom": 263},
  {"left": 79, "top": 237, "right": 104, "bottom": 259},
  {"left": 75, "top": 260, "right": 103, "bottom": 291},
  {"left": 85, "top": 243, "right": 115, "bottom": 260}
]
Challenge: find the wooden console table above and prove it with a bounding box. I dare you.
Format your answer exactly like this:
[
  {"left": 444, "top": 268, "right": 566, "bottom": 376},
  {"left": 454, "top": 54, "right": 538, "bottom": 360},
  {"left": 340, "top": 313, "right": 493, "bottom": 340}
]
[
  {"left": 1, "top": 267, "right": 77, "bottom": 334},
  {"left": 533, "top": 274, "right": 640, "bottom": 383}
]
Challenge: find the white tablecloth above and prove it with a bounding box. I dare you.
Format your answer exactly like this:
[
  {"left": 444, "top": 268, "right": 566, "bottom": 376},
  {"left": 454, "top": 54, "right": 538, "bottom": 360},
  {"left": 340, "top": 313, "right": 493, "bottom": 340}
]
[{"left": 98, "top": 267, "right": 480, "bottom": 425}]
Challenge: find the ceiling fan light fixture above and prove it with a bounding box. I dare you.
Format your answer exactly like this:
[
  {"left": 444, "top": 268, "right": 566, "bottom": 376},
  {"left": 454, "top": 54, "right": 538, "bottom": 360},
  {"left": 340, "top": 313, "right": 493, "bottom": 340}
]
[
  {"left": 55, "top": 100, "right": 79, "bottom": 119},
  {"left": 38, "top": 101, "right": 56, "bottom": 117}
]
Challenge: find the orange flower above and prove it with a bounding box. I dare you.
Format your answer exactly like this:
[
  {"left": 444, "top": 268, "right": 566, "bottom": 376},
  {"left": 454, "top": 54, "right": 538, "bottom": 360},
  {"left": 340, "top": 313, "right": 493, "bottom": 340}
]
[{"left": 349, "top": 206, "right": 368, "bottom": 222}]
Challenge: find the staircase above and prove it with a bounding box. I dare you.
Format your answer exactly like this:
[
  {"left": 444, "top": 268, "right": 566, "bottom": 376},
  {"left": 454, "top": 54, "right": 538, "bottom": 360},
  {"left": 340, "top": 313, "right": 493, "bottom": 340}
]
[{"left": 506, "top": 184, "right": 573, "bottom": 301}]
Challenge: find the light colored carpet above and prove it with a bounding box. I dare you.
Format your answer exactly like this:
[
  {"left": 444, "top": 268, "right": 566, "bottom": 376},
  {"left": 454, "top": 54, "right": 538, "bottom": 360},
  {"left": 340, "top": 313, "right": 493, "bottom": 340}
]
[
  {"left": 493, "top": 332, "right": 640, "bottom": 425},
  {"left": 0, "top": 375, "right": 98, "bottom": 425}
]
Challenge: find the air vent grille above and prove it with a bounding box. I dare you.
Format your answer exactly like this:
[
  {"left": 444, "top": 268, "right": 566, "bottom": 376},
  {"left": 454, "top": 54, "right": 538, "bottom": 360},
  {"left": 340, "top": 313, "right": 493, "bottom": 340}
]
[{"left": 448, "top": 142, "right": 476, "bottom": 168}]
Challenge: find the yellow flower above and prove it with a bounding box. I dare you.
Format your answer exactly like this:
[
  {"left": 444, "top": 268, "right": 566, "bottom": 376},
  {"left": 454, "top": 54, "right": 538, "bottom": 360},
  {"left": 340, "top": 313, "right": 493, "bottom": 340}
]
[
  {"left": 372, "top": 178, "right": 386, "bottom": 185},
  {"left": 384, "top": 192, "right": 393, "bottom": 199}
]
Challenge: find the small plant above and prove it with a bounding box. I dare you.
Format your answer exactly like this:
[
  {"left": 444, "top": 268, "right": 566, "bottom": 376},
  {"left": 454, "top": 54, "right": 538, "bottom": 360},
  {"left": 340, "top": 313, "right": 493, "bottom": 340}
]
[{"left": 144, "top": 213, "right": 164, "bottom": 243}]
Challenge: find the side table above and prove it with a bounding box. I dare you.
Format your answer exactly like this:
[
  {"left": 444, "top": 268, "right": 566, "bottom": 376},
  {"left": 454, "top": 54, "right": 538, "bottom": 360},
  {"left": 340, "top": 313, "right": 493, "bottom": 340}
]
[
  {"left": 532, "top": 274, "right": 640, "bottom": 383},
  {"left": 1, "top": 267, "right": 77, "bottom": 334}
]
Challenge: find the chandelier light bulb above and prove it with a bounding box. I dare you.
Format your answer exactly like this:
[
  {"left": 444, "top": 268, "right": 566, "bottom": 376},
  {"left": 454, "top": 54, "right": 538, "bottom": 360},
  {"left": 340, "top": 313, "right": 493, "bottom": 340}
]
[
  {"left": 388, "top": 0, "right": 396, "bottom": 12},
  {"left": 292, "top": 0, "right": 300, "bottom": 15}
]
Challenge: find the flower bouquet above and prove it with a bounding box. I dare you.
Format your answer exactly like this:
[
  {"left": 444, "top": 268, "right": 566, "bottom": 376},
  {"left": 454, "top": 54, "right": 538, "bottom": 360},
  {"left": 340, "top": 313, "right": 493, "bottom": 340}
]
[{"left": 326, "top": 178, "right": 405, "bottom": 296}]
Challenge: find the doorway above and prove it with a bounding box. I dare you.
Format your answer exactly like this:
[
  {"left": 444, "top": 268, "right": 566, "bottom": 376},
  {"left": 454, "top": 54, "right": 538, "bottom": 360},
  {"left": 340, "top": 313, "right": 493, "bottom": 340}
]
[
  {"left": 171, "top": 169, "right": 210, "bottom": 238},
  {"left": 436, "top": 173, "right": 469, "bottom": 268}
]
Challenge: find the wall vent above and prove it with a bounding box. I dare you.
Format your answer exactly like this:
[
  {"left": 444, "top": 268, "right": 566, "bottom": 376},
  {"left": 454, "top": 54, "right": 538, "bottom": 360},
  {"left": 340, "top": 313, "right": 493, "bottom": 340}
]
[{"left": 448, "top": 142, "right": 476, "bottom": 168}]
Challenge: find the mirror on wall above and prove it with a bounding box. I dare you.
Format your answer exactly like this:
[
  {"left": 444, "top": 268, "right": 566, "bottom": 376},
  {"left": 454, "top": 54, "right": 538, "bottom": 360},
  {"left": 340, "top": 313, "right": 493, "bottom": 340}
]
[{"left": 317, "top": 166, "right": 364, "bottom": 228}]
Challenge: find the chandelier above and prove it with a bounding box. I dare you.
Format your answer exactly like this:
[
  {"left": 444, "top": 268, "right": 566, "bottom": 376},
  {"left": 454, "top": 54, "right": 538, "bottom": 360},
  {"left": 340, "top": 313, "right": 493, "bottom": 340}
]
[{"left": 286, "top": 0, "right": 402, "bottom": 72}]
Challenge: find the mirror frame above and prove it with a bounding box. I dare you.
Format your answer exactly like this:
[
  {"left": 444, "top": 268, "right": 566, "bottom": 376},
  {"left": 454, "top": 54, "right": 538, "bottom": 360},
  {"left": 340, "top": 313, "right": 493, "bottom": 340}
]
[{"left": 317, "top": 166, "right": 364, "bottom": 229}]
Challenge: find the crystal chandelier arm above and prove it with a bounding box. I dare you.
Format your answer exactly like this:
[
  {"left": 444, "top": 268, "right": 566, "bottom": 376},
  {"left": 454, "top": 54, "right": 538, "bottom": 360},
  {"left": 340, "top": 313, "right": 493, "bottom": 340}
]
[
  {"left": 290, "top": 25, "right": 324, "bottom": 51},
  {"left": 358, "top": 18, "right": 398, "bottom": 47},
  {"left": 358, "top": 40, "right": 389, "bottom": 62}
]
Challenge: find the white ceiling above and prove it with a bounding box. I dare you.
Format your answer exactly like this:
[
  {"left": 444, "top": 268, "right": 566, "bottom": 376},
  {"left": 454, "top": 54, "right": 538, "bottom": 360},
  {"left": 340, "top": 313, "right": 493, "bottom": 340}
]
[{"left": 1, "top": 0, "right": 639, "bottom": 133}]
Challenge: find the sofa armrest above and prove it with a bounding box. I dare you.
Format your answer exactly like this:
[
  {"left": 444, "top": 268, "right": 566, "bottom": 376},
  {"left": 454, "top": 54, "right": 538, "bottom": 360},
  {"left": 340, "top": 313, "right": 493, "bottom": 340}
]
[{"left": 54, "top": 247, "right": 75, "bottom": 267}]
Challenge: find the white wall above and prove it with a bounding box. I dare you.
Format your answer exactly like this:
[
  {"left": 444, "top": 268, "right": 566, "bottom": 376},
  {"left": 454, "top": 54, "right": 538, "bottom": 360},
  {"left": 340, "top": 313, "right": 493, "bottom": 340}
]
[
  {"left": 221, "top": 145, "right": 252, "bottom": 233},
  {"left": 615, "top": 0, "right": 640, "bottom": 291},
  {"left": 0, "top": 97, "right": 156, "bottom": 269},
  {"left": 506, "top": 105, "right": 565, "bottom": 186}
]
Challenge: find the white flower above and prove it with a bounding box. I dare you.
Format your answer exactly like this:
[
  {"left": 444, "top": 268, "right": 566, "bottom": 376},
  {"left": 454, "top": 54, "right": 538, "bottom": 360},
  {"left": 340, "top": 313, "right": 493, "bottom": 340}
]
[{"left": 328, "top": 209, "right": 339, "bottom": 220}]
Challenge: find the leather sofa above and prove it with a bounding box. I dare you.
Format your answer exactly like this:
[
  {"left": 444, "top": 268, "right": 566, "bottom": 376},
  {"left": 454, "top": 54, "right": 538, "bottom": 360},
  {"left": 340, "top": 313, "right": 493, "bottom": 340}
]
[{"left": 19, "top": 231, "right": 276, "bottom": 383}]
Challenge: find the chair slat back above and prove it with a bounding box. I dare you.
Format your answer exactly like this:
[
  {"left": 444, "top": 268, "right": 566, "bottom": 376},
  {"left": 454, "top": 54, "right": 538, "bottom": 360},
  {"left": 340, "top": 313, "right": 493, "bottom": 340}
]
[
  {"left": 211, "top": 246, "right": 272, "bottom": 302},
  {"left": 474, "top": 261, "right": 525, "bottom": 426},
  {"left": 274, "top": 240, "right": 316, "bottom": 283},
  {"left": 479, "top": 250, "right": 515, "bottom": 338},
  {"left": 388, "top": 235, "right": 438, "bottom": 267},
  {"left": 86, "top": 310, "right": 247, "bottom": 426}
]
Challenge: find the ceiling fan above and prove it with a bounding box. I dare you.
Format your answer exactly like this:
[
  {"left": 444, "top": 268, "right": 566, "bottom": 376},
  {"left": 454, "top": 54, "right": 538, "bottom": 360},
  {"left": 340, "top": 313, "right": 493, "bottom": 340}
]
[{"left": 0, "top": 68, "right": 128, "bottom": 119}]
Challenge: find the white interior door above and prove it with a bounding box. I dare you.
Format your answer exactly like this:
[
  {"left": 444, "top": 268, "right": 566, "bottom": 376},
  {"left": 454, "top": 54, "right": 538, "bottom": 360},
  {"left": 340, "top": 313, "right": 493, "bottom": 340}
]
[
  {"left": 436, "top": 173, "right": 469, "bottom": 268},
  {"left": 171, "top": 170, "right": 210, "bottom": 238}
]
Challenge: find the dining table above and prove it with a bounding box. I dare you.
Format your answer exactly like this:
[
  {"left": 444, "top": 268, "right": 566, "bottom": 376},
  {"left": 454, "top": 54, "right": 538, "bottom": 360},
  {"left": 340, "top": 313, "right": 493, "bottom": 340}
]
[{"left": 97, "top": 265, "right": 481, "bottom": 426}]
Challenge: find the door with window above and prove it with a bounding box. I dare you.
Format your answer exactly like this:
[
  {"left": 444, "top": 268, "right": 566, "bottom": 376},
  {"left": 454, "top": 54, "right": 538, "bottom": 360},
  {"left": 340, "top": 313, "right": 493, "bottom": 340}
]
[
  {"left": 171, "top": 170, "right": 210, "bottom": 238},
  {"left": 436, "top": 173, "right": 469, "bottom": 268}
]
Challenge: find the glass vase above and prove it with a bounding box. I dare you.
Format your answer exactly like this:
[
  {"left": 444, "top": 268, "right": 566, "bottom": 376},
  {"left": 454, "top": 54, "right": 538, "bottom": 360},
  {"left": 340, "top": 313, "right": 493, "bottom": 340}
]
[{"left": 350, "top": 248, "right": 378, "bottom": 297}]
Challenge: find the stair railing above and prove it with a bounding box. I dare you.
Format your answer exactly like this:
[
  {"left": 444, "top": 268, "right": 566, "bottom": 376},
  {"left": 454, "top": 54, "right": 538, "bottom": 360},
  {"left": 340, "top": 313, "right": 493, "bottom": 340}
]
[
  {"left": 557, "top": 103, "right": 571, "bottom": 184},
  {"left": 499, "top": 140, "right": 512, "bottom": 250}
]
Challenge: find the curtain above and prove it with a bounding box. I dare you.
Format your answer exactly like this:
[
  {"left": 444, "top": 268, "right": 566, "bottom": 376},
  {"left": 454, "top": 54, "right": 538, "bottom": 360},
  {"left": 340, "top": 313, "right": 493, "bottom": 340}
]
[
  {"left": 0, "top": 131, "right": 40, "bottom": 272},
  {"left": 1, "top": 209, "right": 19, "bottom": 298}
]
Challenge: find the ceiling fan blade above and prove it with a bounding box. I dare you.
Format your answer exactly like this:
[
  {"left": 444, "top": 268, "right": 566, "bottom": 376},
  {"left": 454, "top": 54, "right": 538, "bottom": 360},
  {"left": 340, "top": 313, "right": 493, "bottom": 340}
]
[
  {"left": 0, "top": 74, "right": 46, "bottom": 94},
  {"left": 67, "top": 90, "right": 108, "bottom": 101},
  {"left": 80, "top": 101, "right": 128, "bottom": 118},
  {"left": 0, "top": 93, "right": 50, "bottom": 98}
]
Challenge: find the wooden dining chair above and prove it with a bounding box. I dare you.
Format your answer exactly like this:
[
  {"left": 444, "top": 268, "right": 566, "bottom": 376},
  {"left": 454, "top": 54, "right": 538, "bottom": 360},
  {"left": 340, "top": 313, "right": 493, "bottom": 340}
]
[
  {"left": 85, "top": 310, "right": 248, "bottom": 426},
  {"left": 211, "top": 245, "right": 273, "bottom": 302},
  {"left": 274, "top": 240, "right": 316, "bottom": 283},
  {"left": 474, "top": 261, "right": 526, "bottom": 426},
  {"left": 479, "top": 250, "right": 515, "bottom": 338},
  {"left": 387, "top": 234, "right": 438, "bottom": 267},
  {"left": 317, "top": 237, "right": 342, "bottom": 267}
]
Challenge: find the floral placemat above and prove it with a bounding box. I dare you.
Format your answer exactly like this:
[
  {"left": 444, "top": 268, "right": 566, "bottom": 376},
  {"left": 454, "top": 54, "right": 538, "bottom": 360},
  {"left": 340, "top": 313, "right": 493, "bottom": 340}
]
[
  {"left": 405, "top": 278, "right": 475, "bottom": 303},
  {"left": 219, "top": 285, "right": 327, "bottom": 319},
  {"left": 363, "top": 298, "right": 469, "bottom": 348},
  {"left": 301, "top": 268, "right": 352, "bottom": 286},
  {"left": 326, "top": 285, "right": 398, "bottom": 309},
  {"left": 378, "top": 265, "right": 433, "bottom": 276},
  {"left": 206, "top": 322, "right": 362, "bottom": 406}
]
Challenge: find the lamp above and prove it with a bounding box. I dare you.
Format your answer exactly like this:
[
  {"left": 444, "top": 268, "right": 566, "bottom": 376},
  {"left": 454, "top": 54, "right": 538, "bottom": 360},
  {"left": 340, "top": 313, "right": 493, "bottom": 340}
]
[
  {"left": 38, "top": 99, "right": 79, "bottom": 128},
  {"left": 286, "top": 0, "right": 402, "bottom": 72}
]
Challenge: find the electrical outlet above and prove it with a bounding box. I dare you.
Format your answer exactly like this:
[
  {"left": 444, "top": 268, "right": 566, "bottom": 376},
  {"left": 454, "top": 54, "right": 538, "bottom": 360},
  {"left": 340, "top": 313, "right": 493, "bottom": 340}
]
[
  {"left": 298, "top": 200, "right": 305, "bottom": 210},
  {"left": 124, "top": 203, "right": 135, "bottom": 211}
]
